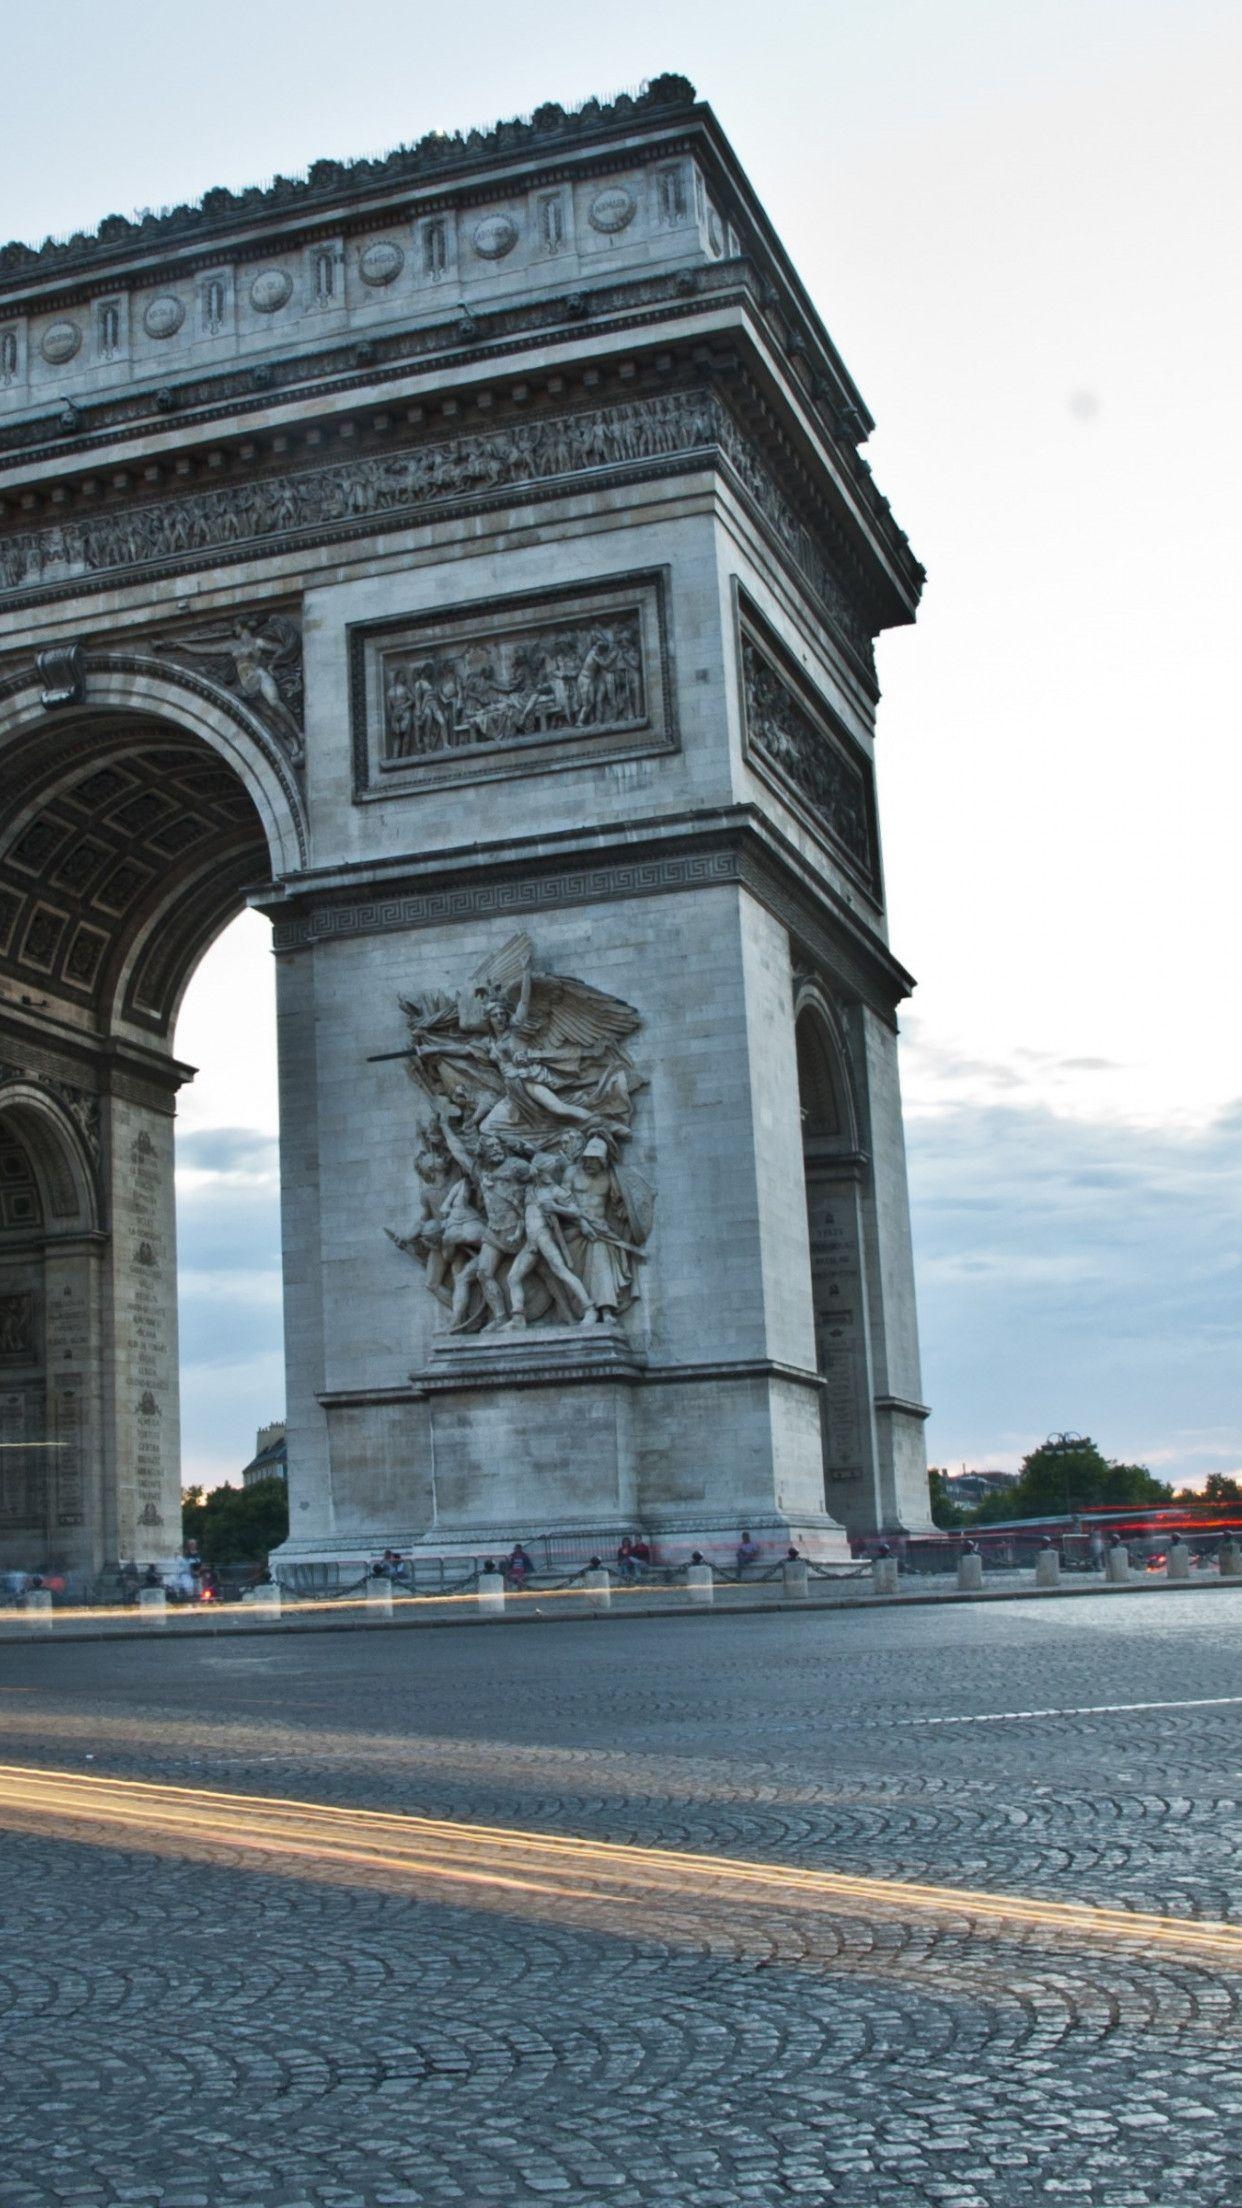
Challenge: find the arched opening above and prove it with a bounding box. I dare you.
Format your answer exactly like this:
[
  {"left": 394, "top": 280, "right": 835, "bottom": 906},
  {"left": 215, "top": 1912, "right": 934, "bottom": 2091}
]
[
  {"left": 795, "top": 993, "right": 878, "bottom": 1528},
  {"left": 0, "top": 1087, "right": 100, "bottom": 1579},
  {"left": 0, "top": 692, "right": 295, "bottom": 1581}
]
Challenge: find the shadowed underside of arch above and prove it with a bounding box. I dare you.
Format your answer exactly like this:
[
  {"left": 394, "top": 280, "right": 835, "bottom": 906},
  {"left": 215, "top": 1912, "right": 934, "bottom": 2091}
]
[{"left": 0, "top": 711, "right": 272, "bottom": 1038}]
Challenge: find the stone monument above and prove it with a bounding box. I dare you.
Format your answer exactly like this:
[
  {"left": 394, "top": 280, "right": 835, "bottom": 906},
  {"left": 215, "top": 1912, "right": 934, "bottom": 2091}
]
[{"left": 0, "top": 76, "right": 931, "bottom": 1576}]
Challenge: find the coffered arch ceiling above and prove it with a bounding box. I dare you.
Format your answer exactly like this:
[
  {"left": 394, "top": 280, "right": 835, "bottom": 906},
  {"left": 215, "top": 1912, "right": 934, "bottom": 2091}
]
[{"left": 0, "top": 712, "right": 272, "bottom": 1038}]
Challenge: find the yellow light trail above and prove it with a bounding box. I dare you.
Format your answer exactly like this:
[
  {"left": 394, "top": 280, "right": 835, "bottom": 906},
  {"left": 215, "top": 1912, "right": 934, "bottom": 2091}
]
[
  {"left": 0, "top": 1763, "right": 1238, "bottom": 1967},
  {"left": 0, "top": 1580, "right": 807, "bottom": 1627}
]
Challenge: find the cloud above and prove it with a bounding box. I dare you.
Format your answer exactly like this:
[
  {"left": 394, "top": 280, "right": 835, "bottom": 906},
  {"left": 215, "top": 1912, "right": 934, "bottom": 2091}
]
[
  {"left": 175, "top": 1125, "right": 284, "bottom": 1483},
  {"left": 909, "top": 1097, "right": 1242, "bottom": 1482}
]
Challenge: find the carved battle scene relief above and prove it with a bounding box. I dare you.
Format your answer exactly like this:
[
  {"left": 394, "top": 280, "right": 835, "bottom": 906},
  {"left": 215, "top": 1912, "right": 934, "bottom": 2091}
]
[
  {"left": 0, "top": 388, "right": 874, "bottom": 676},
  {"left": 383, "top": 610, "right": 644, "bottom": 761},
  {"left": 378, "top": 932, "right": 653, "bottom": 1336},
  {"left": 355, "top": 576, "right": 672, "bottom": 793},
  {"left": 738, "top": 606, "right": 879, "bottom": 893}
]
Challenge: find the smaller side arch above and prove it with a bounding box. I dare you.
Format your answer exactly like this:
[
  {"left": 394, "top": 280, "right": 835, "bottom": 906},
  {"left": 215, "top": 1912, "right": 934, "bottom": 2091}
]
[
  {"left": 0, "top": 1080, "right": 99, "bottom": 1233},
  {"left": 792, "top": 978, "right": 861, "bottom": 1153}
]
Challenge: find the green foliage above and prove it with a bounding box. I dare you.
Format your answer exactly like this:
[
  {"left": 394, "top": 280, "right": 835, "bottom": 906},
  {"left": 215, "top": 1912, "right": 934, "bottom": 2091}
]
[
  {"left": 970, "top": 1436, "right": 1171, "bottom": 1523},
  {"left": 1175, "top": 1471, "right": 1242, "bottom": 1506},
  {"left": 180, "top": 1476, "right": 288, "bottom": 1564},
  {"left": 928, "top": 1467, "right": 966, "bottom": 1529}
]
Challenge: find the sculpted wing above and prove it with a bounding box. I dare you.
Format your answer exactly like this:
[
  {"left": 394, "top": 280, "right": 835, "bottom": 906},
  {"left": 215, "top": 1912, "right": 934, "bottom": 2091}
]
[
  {"left": 469, "top": 932, "right": 534, "bottom": 996},
  {"left": 525, "top": 971, "right": 641, "bottom": 1057}
]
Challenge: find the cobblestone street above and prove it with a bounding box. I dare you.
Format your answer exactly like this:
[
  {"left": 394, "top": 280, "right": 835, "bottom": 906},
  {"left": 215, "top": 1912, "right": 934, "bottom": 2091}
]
[{"left": 1, "top": 1590, "right": 1239, "bottom": 2207}]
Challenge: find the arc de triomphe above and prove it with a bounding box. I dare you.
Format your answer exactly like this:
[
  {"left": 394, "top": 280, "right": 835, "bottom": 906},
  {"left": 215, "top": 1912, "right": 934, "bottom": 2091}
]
[{"left": 0, "top": 76, "right": 931, "bottom": 1574}]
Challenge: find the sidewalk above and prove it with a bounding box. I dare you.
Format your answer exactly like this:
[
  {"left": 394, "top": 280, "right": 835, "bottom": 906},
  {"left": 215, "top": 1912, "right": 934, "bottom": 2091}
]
[{"left": 3, "top": 1568, "right": 1239, "bottom": 1644}]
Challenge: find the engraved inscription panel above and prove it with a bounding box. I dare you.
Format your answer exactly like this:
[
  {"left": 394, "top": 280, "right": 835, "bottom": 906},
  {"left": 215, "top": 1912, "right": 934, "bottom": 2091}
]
[{"left": 353, "top": 573, "right": 674, "bottom": 797}]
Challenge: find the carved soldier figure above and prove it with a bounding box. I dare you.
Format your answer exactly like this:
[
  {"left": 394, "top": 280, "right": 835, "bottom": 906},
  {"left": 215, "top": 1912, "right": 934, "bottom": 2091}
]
[{"left": 506, "top": 1153, "right": 594, "bottom": 1327}]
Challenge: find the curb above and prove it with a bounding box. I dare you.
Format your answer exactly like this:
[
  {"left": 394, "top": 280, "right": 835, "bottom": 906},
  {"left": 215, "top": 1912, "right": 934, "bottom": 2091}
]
[{"left": 2, "top": 1571, "right": 1239, "bottom": 1647}]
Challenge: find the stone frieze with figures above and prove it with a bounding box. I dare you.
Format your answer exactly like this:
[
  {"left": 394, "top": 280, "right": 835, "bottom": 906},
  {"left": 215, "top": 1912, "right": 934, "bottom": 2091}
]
[
  {"left": 351, "top": 574, "right": 673, "bottom": 795},
  {"left": 737, "top": 597, "right": 879, "bottom": 895},
  {"left": 0, "top": 387, "right": 874, "bottom": 676},
  {"left": 376, "top": 932, "right": 654, "bottom": 1336}
]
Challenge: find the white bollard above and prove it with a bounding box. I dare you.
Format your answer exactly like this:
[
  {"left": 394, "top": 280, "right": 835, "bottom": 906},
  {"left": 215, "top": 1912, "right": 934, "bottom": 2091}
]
[
  {"left": 1167, "top": 1542, "right": 1191, "bottom": 1582},
  {"left": 1219, "top": 1541, "right": 1242, "bottom": 1580},
  {"left": 872, "top": 1556, "right": 900, "bottom": 1597},
  {"left": 22, "top": 1588, "right": 53, "bottom": 1629},
  {"left": 957, "top": 1551, "right": 984, "bottom": 1594},
  {"left": 244, "top": 1583, "right": 282, "bottom": 1621},
  {"left": 477, "top": 1570, "right": 506, "bottom": 1616},
  {"left": 1106, "top": 1543, "right": 1130, "bottom": 1585},
  {"left": 685, "top": 1563, "right": 714, "bottom": 1605},
  {"left": 583, "top": 1567, "right": 611, "bottom": 1610},
  {"left": 365, "top": 1576, "right": 394, "bottom": 1616},
  {"left": 138, "top": 1586, "right": 167, "bottom": 1624},
  {"left": 782, "top": 1560, "right": 810, "bottom": 1601},
  {"left": 1034, "top": 1547, "right": 1061, "bottom": 1590}
]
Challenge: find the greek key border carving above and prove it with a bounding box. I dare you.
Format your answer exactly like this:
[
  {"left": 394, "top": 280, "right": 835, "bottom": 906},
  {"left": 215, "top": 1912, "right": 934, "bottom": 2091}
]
[{"left": 270, "top": 847, "right": 742, "bottom": 952}]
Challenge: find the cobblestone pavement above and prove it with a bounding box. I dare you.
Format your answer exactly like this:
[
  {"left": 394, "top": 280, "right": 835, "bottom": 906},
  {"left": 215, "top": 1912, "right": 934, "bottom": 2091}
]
[{"left": 0, "top": 1591, "right": 1239, "bottom": 2207}]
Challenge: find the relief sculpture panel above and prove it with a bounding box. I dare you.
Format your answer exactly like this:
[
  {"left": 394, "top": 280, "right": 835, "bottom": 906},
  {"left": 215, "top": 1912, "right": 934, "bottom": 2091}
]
[
  {"left": 353, "top": 575, "right": 672, "bottom": 795},
  {"left": 738, "top": 602, "right": 879, "bottom": 896},
  {"left": 379, "top": 932, "right": 654, "bottom": 1334}
]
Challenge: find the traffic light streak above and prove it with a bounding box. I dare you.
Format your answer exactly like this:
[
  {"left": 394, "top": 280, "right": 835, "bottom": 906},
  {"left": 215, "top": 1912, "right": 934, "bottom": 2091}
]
[{"left": 0, "top": 1763, "right": 1237, "bottom": 1965}]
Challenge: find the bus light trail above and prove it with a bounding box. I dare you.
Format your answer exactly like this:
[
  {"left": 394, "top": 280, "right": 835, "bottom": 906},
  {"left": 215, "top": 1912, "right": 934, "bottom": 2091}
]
[{"left": 0, "top": 1764, "right": 1238, "bottom": 1967}]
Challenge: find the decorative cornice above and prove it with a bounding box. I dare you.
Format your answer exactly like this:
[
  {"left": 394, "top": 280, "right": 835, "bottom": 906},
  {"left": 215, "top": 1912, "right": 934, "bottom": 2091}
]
[
  {"left": 0, "top": 77, "right": 700, "bottom": 289},
  {"left": 0, "top": 385, "right": 880, "bottom": 677},
  {"left": 260, "top": 805, "right": 915, "bottom": 1019}
]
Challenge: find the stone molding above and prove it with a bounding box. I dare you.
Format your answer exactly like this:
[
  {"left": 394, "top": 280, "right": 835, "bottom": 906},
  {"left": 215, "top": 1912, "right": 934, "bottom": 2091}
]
[
  {"left": 350, "top": 567, "right": 676, "bottom": 797},
  {"left": 262, "top": 808, "right": 911, "bottom": 1015},
  {"left": 0, "top": 387, "right": 875, "bottom": 678},
  {"left": 321, "top": 1353, "right": 827, "bottom": 1406},
  {"left": 0, "top": 78, "right": 701, "bottom": 287}
]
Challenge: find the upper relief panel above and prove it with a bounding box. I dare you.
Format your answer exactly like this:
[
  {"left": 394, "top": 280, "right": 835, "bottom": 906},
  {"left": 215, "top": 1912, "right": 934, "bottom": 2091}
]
[{"left": 0, "top": 153, "right": 733, "bottom": 423}]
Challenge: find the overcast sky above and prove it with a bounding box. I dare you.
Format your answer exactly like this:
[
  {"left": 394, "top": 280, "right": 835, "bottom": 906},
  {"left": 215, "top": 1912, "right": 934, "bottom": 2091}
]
[{"left": 3, "top": 1, "right": 1237, "bottom": 1490}]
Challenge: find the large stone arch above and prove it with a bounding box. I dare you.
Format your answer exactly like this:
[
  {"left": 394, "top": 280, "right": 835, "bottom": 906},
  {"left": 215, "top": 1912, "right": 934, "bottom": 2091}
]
[{"left": 0, "top": 657, "right": 302, "bottom": 1576}]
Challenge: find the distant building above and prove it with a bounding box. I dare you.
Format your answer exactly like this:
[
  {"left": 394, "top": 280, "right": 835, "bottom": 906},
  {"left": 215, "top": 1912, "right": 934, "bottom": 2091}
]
[
  {"left": 945, "top": 1470, "right": 1019, "bottom": 1508},
  {"left": 241, "top": 1422, "right": 287, "bottom": 1489}
]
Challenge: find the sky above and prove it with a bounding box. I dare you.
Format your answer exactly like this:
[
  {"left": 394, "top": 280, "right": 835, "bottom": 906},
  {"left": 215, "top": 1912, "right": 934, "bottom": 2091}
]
[{"left": 2, "top": 1, "right": 1237, "bottom": 1490}]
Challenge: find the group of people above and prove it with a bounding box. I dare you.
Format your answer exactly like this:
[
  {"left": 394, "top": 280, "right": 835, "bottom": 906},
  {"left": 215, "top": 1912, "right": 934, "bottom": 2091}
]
[
  {"left": 615, "top": 1534, "right": 652, "bottom": 1581},
  {"left": 384, "top": 617, "right": 644, "bottom": 760}
]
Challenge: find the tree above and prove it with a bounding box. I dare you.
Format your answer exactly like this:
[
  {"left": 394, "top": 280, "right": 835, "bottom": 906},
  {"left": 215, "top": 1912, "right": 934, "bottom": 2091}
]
[
  {"left": 1175, "top": 1471, "right": 1242, "bottom": 1506},
  {"left": 928, "top": 1467, "right": 966, "bottom": 1529},
  {"left": 970, "top": 1435, "right": 1171, "bottom": 1522},
  {"left": 180, "top": 1477, "right": 289, "bottom": 1564}
]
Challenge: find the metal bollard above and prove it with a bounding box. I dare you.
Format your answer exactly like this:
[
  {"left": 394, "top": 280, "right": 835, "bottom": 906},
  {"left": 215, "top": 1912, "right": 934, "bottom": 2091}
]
[
  {"left": 872, "top": 1556, "right": 899, "bottom": 1597},
  {"left": 1219, "top": 1540, "right": 1242, "bottom": 1580},
  {"left": 22, "top": 1588, "right": 53, "bottom": 1629},
  {"left": 1034, "top": 1542, "right": 1061, "bottom": 1590},
  {"left": 583, "top": 1566, "right": 611, "bottom": 1610},
  {"left": 685, "top": 1562, "right": 714, "bottom": 1605},
  {"left": 782, "top": 1559, "right": 810, "bottom": 1601},
  {"left": 1106, "top": 1541, "right": 1130, "bottom": 1585},
  {"left": 957, "top": 1550, "right": 984, "bottom": 1594},
  {"left": 476, "top": 1570, "right": 506, "bottom": 1616},
  {"left": 1167, "top": 1537, "right": 1191, "bottom": 1582},
  {"left": 365, "top": 1576, "right": 394, "bottom": 1616},
  {"left": 138, "top": 1586, "right": 167, "bottom": 1624}
]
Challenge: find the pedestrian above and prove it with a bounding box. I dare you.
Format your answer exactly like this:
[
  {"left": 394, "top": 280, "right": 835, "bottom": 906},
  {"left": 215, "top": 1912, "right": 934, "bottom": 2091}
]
[
  {"left": 506, "top": 1542, "right": 533, "bottom": 1588},
  {"left": 630, "top": 1534, "right": 651, "bottom": 1577},
  {"left": 736, "top": 1528, "right": 760, "bottom": 1576},
  {"left": 617, "top": 1536, "right": 638, "bottom": 1582}
]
